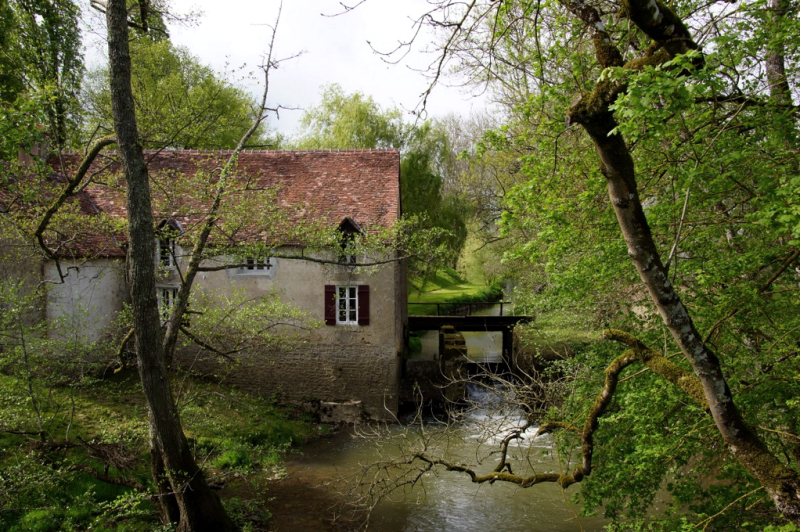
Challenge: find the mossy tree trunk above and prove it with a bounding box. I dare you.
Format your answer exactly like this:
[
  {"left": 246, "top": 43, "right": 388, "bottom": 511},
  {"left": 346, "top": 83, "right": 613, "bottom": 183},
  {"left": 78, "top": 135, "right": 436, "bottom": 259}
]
[
  {"left": 105, "top": 0, "right": 236, "bottom": 530},
  {"left": 562, "top": 0, "right": 800, "bottom": 522}
]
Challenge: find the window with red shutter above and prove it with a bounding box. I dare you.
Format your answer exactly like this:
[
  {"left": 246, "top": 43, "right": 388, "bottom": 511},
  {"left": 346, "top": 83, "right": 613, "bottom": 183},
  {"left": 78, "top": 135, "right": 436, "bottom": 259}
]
[
  {"left": 325, "top": 285, "right": 370, "bottom": 326},
  {"left": 357, "top": 285, "right": 370, "bottom": 326},
  {"left": 324, "top": 285, "right": 336, "bottom": 326}
]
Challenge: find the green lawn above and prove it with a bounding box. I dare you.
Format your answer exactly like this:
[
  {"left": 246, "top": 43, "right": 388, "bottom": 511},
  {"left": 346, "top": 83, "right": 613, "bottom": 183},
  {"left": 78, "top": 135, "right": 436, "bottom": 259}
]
[{"left": 408, "top": 267, "right": 500, "bottom": 315}]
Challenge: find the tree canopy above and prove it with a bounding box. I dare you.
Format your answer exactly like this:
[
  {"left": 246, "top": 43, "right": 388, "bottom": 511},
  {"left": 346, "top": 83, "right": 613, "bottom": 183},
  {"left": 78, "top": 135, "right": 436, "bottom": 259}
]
[
  {"left": 367, "top": 0, "right": 800, "bottom": 527},
  {"left": 0, "top": 0, "right": 83, "bottom": 148},
  {"left": 82, "top": 38, "right": 272, "bottom": 150},
  {"left": 293, "top": 83, "right": 406, "bottom": 149}
]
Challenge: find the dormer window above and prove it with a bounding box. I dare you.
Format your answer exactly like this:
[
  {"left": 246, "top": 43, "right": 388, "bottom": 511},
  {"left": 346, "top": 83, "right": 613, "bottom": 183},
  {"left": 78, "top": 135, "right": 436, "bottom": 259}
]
[
  {"left": 337, "top": 216, "right": 363, "bottom": 265},
  {"left": 156, "top": 219, "right": 183, "bottom": 270}
]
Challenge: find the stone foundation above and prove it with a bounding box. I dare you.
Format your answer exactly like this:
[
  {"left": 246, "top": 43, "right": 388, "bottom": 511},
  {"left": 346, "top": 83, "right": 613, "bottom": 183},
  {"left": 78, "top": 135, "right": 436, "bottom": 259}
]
[{"left": 177, "top": 343, "right": 400, "bottom": 421}]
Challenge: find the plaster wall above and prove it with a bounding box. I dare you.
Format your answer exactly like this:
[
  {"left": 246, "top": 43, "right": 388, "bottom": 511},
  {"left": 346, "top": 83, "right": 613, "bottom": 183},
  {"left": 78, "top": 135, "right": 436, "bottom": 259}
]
[
  {"left": 179, "top": 249, "right": 406, "bottom": 420},
  {"left": 40, "top": 248, "right": 406, "bottom": 419},
  {"left": 45, "top": 259, "right": 128, "bottom": 343},
  {"left": 0, "top": 218, "right": 45, "bottom": 325}
]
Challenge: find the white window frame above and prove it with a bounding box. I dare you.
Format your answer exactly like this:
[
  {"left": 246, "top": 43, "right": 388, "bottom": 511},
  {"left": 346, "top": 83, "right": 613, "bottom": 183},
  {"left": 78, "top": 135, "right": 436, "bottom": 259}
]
[
  {"left": 158, "top": 238, "right": 176, "bottom": 269},
  {"left": 336, "top": 285, "right": 359, "bottom": 325},
  {"left": 241, "top": 256, "right": 272, "bottom": 272},
  {"left": 230, "top": 256, "right": 277, "bottom": 279},
  {"left": 158, "top": 286, "right": 179, "bottom": 322}
]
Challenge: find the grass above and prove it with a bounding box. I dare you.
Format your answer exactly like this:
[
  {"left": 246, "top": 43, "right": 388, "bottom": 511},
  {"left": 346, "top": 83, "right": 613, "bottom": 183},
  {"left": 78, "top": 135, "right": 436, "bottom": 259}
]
[
  {"left": 408, "top": 267, "right": 501, "bottom": 315},
  {"left": 0, "top": 369, "right": 319, "bottom": 531}
]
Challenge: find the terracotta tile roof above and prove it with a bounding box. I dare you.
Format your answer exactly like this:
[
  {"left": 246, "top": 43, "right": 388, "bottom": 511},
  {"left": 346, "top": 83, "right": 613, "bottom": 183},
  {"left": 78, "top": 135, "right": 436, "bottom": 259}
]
[
  {"left": 53, "top": 149, "right": 401, "bottom": 258},
  {"left": 0, "top": 166, "right": 126, "bottom": 259}
]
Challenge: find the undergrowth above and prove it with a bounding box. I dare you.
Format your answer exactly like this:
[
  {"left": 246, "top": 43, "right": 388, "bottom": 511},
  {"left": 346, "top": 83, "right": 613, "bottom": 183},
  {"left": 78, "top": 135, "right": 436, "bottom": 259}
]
[{"left": 0, "top": 370, "right": 318, "bottom": 531}]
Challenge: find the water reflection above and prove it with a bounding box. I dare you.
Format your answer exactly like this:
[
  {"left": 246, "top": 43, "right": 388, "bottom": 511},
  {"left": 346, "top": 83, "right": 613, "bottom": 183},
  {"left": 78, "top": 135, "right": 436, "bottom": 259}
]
[{"left": 289, "top": 384, "right": 608, "bottom": 532}]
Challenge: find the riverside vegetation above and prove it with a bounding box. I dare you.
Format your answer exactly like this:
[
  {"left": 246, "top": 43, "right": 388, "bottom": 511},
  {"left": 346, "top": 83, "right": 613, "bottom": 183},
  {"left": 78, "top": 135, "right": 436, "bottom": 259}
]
[{"left": 0, "top": 368, "right": 319, "bottom": 532}]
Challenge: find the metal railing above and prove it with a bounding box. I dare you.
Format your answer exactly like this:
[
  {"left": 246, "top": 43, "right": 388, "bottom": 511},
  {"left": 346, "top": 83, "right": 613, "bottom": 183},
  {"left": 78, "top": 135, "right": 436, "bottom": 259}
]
[{"left": 408, "top": 301, "right": 514, "bottom": 316}]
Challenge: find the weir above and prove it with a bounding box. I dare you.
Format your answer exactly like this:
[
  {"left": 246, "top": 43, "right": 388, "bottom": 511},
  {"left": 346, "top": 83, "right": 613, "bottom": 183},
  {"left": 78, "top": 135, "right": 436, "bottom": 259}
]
[{"left": 401, "top": 305, "right": 532, "bottom": 407}]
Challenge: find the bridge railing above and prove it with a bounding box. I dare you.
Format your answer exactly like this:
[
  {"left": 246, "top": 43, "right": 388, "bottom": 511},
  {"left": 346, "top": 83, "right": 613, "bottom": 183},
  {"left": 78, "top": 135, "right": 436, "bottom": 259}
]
[{"left": 408, "top": 301, "right": 514, "bottom": 317}]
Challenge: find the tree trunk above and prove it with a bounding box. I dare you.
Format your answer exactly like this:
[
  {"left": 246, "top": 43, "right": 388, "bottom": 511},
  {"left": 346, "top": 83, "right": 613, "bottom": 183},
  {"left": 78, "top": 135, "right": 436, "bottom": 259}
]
[
  {"left": 562, "top": 0, "right": 800, "bottom": 522},
  {"left": 766, "top": 0, "right": 793, "bottom": 107},
  {"left": 105, "top": 1, "right": 236, "bottom": 530}
]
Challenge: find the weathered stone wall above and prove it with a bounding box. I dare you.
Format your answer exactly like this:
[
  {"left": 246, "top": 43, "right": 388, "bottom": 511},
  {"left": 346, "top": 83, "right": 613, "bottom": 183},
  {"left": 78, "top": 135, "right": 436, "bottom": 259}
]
[
  {"left": 184, "top": 249, "right": 404, "bottom": 420},
  {"left": 179, "top": 341, "right": 399, "bottom": 420}
]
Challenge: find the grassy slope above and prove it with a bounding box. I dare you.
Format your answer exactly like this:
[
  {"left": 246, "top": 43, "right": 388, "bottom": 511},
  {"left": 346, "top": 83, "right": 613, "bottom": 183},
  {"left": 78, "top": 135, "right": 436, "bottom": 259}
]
[
  {"left": 407, "top": 267, "right": 491, "bottom": 315},
  {"left": 0, "top": 370, "right": 319, "bottom": 531}
]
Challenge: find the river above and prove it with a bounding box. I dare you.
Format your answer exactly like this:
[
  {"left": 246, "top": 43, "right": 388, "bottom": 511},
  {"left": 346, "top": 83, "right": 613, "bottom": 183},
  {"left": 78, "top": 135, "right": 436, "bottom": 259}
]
[
  {"left": 268, "top": 384, "right": 608, "bottom": 531},
  {"left": 266, "top": 304, "right": 608, "bottom": 531}
]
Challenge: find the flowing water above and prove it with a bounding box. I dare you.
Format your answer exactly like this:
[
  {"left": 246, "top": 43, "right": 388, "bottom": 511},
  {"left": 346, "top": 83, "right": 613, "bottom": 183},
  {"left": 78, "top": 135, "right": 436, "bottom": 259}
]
[
  {"left": 278, "top": 384, "right": 608, "bottom": 532},
  {"left": 270, "top": 304, "right": 607, "bottom": 530}
]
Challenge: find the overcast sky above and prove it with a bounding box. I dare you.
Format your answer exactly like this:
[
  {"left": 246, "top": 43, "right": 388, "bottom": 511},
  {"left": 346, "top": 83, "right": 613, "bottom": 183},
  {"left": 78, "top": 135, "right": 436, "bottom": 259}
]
[{"left": 86, "top": 0, "right": 489, "bottom": 136}]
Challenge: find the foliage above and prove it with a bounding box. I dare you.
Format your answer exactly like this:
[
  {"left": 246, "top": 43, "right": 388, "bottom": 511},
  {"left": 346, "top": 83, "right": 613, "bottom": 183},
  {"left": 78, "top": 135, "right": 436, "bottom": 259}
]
[
  {"left": 0, "top": 368, "right": 317, "bottom": 531},
  {"left": 292, "top": 83, "right": 406, "bottom": 149},
  {"left": 354, "top": 0, "right": 800, "bottom": 527},
  {"left": 81, "top": 38, "right": 273, "bottom": 150},
  {"left": 2, "top": 0, "right": 83, "bottom": 148},
  {"left": 482, "top": 0, "right": 800, "bottom": 525},
  {"left": 0, "top": 0, "right": 24, "bottom": 104},
  {"left": 401, "top": 124, "right": 469, "bottom": 270}
]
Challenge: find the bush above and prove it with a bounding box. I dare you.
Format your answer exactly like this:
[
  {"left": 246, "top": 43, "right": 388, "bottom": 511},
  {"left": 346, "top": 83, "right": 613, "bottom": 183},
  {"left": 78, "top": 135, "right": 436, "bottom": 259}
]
[{"left": 213, "top": 449, "right": 253, "bottom": 470}]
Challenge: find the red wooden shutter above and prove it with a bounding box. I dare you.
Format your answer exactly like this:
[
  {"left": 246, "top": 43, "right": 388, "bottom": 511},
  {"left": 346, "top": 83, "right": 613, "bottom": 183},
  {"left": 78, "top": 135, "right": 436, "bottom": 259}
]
[
  {"left": 358, "top": 285, "right": 370, "bottom": 326},
  {"left": 324, "top": 285, "right": 336, "bottom": 326}
]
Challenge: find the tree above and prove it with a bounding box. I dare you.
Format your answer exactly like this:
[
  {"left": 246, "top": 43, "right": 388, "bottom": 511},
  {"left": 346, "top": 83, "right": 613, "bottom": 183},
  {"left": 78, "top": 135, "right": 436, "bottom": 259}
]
[
  {"left": 0, "top": 0, "right": 24, "bottom": 104},
  {"left": 400, "top": 123, "right": 468, "bottom": 270},
  {"left": 104, "top": 0, "right": 239, "bottom": 528},
  {"left": 293, "top": 83, "right": 406, "bottom": 149},
  {"left": 355, "top": 0, "right": 800, "bottom": 526},
  {"left": 3, "top": 0, "right": 83, "bottom": 148},
  {"left": 82, "top": 38, "right": 274, "bottom": 150}
]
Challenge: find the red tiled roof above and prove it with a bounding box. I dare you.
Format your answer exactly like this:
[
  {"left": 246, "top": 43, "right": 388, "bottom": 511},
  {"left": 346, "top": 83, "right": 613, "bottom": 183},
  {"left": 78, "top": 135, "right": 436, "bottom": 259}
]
[{"left": 53, "top": 149, "right": 401, "bottom": 257}]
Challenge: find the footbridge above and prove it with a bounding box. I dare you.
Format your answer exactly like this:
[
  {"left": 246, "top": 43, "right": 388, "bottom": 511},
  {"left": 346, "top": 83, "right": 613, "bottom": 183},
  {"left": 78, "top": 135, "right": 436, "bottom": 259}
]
[{"left": 407, "top": 302, "right": 532, "bottom": 363}]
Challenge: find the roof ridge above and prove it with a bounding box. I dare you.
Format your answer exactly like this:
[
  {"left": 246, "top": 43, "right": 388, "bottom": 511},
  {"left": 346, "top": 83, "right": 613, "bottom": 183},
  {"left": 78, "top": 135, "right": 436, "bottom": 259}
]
[
  {"left": 55, "top": 148, "right": 401, "bottom": 157},
  {"left": 140, "top": 148, "right": 401, "bottom": 154}
]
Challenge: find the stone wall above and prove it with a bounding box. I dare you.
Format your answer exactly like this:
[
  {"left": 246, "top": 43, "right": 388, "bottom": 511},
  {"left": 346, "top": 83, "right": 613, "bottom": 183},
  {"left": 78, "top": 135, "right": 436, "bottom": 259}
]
[
  {"left": 39, "top": 247, "right": 406, "bottom": 421},
  {"left": 185, "top": 249, "right": 405, "bottom": 420},
  {"left": 178, "top": 342, "right": 400, "bottom": 421}
]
